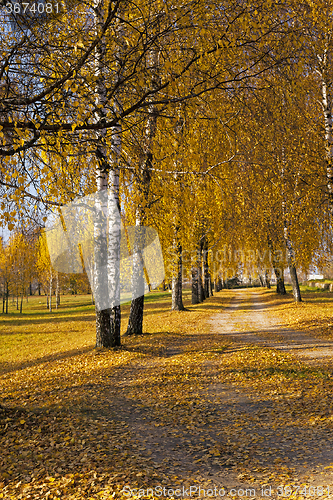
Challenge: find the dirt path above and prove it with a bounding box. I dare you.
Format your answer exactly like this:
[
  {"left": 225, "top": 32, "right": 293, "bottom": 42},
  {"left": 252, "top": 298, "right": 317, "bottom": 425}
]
[
  {"left": 97, "top": 289, "right": 333, "bottom": 498},
  {"left": 205, "top": 288, "right": 333, "bottom": 495},
  {"left": 209, "top": 289, "right": 333, "bottom": 363}
]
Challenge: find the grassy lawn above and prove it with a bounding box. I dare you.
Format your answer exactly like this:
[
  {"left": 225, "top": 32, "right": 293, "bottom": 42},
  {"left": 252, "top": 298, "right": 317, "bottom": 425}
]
[
  {"left": 269, "top": 285, "right": 333, "bottom": 340},
  {"left": 0, "top": 290, "right": 233, "bottom": 370}
]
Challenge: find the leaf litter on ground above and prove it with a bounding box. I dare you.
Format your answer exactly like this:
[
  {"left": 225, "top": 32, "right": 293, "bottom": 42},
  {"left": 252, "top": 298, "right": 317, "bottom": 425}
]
[{"left": 1, "top": 290, "right": 333, "bottom": 499}]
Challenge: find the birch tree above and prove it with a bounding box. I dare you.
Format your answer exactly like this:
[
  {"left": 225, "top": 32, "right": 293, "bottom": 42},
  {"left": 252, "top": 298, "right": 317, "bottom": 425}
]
[
  {"left": 125, "top": 47, "right": 160, "bottom": 335},
  {"left": 36, "top": 232, "right": 55, "bottom": 311},
  {"left": 0, "top": 0, "right": 303, "bottom": 343},
  {"left": 294, "top": 1, "right": 333, "bottom": 215}
]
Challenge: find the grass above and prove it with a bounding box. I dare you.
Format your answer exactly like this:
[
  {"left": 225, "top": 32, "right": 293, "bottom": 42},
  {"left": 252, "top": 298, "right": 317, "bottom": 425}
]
[
  {"left": 266, "top": 285, "right": 333, "bottom": 340},
  {"left": 0, "top": 294, "right": 96, "bottom": 371},
  {"left": 0, "top": 290, "right": 234, "bottom": 370}
]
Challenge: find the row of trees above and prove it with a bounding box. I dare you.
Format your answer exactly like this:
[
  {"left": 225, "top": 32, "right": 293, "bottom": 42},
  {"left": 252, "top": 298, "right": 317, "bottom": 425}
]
[
  {"left": 0, "top": 0, "right": 332, "bottom": 344},
  {"left": 0, "top": 231, "right": 90, "bottom": 313}
]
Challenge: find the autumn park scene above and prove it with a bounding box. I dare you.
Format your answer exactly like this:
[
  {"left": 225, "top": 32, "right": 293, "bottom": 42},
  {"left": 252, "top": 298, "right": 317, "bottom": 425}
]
[{"left": 2, "top": 0, "right": 333, "bottom": 498}]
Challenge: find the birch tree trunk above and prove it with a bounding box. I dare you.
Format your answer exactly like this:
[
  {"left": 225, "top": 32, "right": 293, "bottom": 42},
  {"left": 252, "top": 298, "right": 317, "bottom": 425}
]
[
  {"left": 191, "top": 265, "right": 200, "bottom": 304},
  {"left": 48, "top": 270, "right": 52, "bottom": 312},
  {"left": 319, "top": 50, "right": 333, "bottom": 214},
  {"left": 284, "top": 227, "right": 302, "bottom": 302},
  {"left": 94, "top": 183, "right": 111, "bottom": 347},
  {"left": 264, "top": 270, "right": 271, "bottom": 288},
  {"left": 273, "top": 264, "right": 286, "bottom": 295},
  {"left": 172, "top": 227, "right": 185, "bottom": 311},
  {"left": 191, "top": 244, "right": 203, "bottom": 303},
  {"left": 55, "top": 271, "right": 59, "bottom": 309},
  {"left": 281, "top": 149, "right": 302, "bottom": 303},
  {"left": 5, "top": 282, "right": 8, "bottom": 313},
  {"left": 91, "top": 1, "right": 123, "bottom": 347},
  {"left": 268, "top": 239, "right": 286, "bottom": 295},
  {"left": 203, "top": 238, "right": 212, "bottom": 298},
  {"left": 126, "top": 294, "right": 144, "bottom": 336},
  {"left": 124, "top": 214, "right": 146, "bottom": 335},
  {"left": 192, "top": 240, "right": 206, "bottom": 303},
  {"left": 20, "top": 289, "right": 23, "bottom": 314},
  {"left": 126, "top": 48, "right": 159, "bottom": 336},
  {"left": 94, "top": 0, "right": 112, "bottom": 347},
  {"left": 107, "top": 17, "right": 126, "bottom": 345},
  {"left": 108, "top": 146, "right": 121, "bottom": 346},
  {"left": 199, "top": 242, "right": 205, "bottom": 302}
]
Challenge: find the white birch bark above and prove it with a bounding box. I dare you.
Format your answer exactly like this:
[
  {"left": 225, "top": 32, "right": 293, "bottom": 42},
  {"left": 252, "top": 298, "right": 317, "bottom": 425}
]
[
  {"left": 171, "top": 223, "right": 185, "bottom": 311},
  {"left": 191, "top": 260, "right": 200, "bottom": 304},
  {"left": 48, "top": 266, "right": 53, "bottom": 312},
  {"left": 171, "top": 175, "right": 185, "bottom": 311},
  {"left": 281, "top": 150, "right": 302, "bottom": 302},
  {"left": 108, "top": 114, "right": 122, "bottom": 345},
  {"left": 126, "top": 47, "right": 160, "bottom": 335},
  {"left": 107, "top": 20, "right": 125, "bottom": 345},
  {"left": 171, "top": 111, "right": 185, "bottom": 311},
  {"left": 93, "top": 0, "right": 112, "bottom": 347},
  {"left": 319, "top": 49, "right": 333, "bottom": 213},
  {"left": 55, "top": 271, "right": 59, "bottom": 309}
]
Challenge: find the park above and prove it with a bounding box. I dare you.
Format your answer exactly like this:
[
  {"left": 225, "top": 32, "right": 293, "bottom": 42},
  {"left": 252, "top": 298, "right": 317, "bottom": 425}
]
[
  {"left": 1, "top": 0, "right": 333, "bottom": 498},
  {"left": 1, "top": 284, "right": 333, "bottom": 498}
]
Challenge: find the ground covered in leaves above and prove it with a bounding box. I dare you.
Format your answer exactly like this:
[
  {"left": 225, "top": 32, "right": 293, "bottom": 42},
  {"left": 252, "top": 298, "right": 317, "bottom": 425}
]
[{"left": 1, "top": 289, "right": 333, "bottom": 499}]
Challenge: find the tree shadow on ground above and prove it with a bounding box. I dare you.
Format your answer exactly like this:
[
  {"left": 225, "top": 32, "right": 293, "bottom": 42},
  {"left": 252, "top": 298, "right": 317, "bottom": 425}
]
[
  {"left": 0, "top": 346, "right": 94, "bottom": 376},
  {"left": 2, "top": 328, "right": 333, "bottom": 497},
  {"left": 0, "top": 313, "right": 96, "bottom": 329}
]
